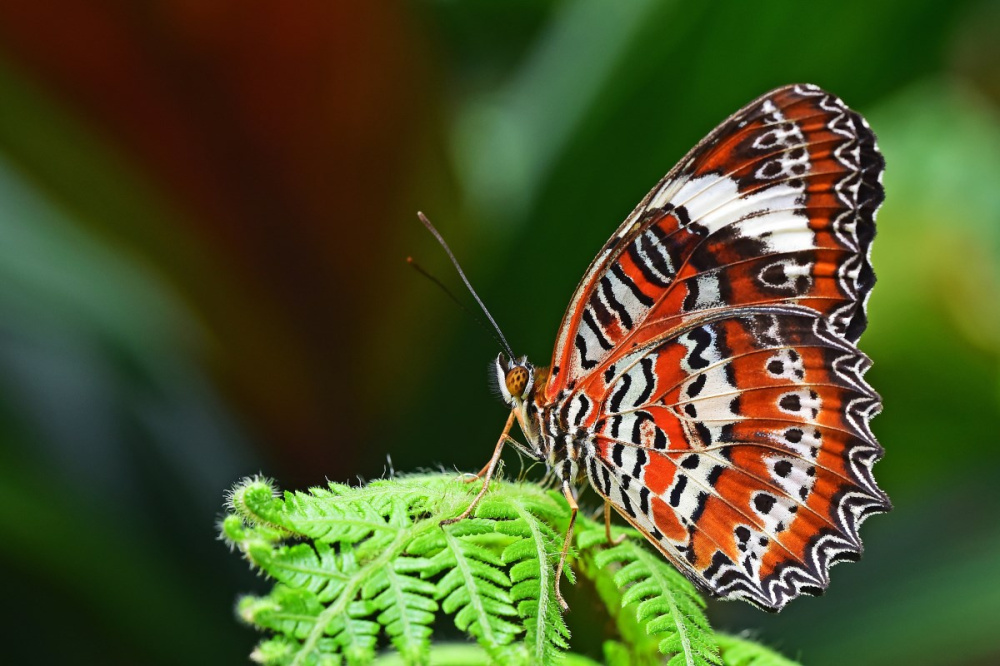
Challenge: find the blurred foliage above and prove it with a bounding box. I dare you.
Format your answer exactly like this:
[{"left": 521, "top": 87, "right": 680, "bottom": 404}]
[{"left": 0, "top": 0, "right": 997, "bottom": 664}]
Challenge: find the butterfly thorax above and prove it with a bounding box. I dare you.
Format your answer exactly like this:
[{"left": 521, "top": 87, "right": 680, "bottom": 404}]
[
  {"left": 537, "top": 397, "right": 590, "bottom": 486},
  {"left": 494, "top": 354, "right": 588, "bottom": 484}
]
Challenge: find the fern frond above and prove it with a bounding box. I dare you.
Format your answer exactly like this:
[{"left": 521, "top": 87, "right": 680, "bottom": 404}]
[
  {"left": 248, "top": 636, "right": 299, "bottom": 665},
  {"left": 361, "top": 561, "right": 437, "bottom": 663},
  {"left": 239, "top": 586, "right": 379, "bottom": 665},
  {"left": 409, "top": 517, "right": 521, "bottom": 653},
  {"left": 480, "top": 489, "right": 571, "bottom": 664},
  {"left": 223, "top": 473, "right": 799, "bottom": 666},
  {"left": 240, "top": 585, "right": 324, "bottom": 642},
  {"left": 226, "top": 475, "right": 535, "bottom": 664},
  {"left": 578, "top": 524, "right": 721, "bottom": 666},
  {"left": 227, "top": 475, "right": 294, "bottom": 534}
]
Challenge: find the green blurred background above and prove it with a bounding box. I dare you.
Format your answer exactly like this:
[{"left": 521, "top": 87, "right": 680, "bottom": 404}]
[{"left": 0, "top": 1, "right": 998, "bottom": 664}]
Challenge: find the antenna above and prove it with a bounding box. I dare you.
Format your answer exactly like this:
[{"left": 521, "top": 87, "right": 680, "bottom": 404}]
[
  {"left": 414, "top": 212, "right": 515, "bottom": 359},
  {"left": 406, "top": 256, "right": 500, "bottom": 346}
]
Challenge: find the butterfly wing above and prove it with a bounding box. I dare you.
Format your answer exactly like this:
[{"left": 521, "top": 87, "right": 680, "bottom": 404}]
[
  {"left": 544, "top": 83, "right": 883, "bottom": 398},
  {"left": 581, "top": 309, "right": 886, "bottom": 609},
  {"left": 548, "top": 84, "right": 888, "bottom": 610}
]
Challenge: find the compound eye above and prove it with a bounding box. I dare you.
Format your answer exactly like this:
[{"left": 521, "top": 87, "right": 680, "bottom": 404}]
[{"left": 505, "top": 366, "right": 529, "bottom": 398}]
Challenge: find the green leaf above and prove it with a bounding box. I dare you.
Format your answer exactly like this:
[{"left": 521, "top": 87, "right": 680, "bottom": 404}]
[
  {"left": 223, "top": 473, "right": 798, "bottom": 665},
  {"left": 584, "top": 524, "right": 720, "bottom": 666},
  {"left": 362, "top": 564, "right": 437, "bottom": 663},
  {"left": 486, "top": 490, "right": 571, "bottom": 663}
]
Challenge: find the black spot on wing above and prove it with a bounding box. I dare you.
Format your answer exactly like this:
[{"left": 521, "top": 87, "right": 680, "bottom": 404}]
[
  {"left": 690, "top": 223, "right": 767, "bottom": 272},
  {"left": 600, "top": 275, "right": 634, "bottom": 330},
  {"left": 628, "top": 231, "right": 671, "bottom": 288},
  {"left": 668, "top": 474, "right": 688, "bottom": 507},
  {"left": 686, "top": 373, "right": 707, "bottom": 398},
  {"left": 632, "top": 448, "right": 647, "bottom": 478},
  {"left": 708, "top": 465, "right": 724, "bottom": 486},
  {"left": 619, "top": 490, "right": 636, "bottom": 517},
  {"left": 582, "top": 309, "right": 613, "bottom": 351},
  {"left": 630, "top": 412, "right": 666, "bottom": 452},
  {"left": 690, "top": 491, "right": 709, "bottom": 524},
  {"left": 610, "top": 415, "right": 622, "bottom": 439},
  {"left": 682, "top": 276, "right": 700, "bottom": 312},
  {"left": 600, "top": 464, "right": 612, "bottom": 495},
  {"left": 575, "top": 333, "right": 598, "bottom": 370},
  {"left": 694, "top": 422, "right": 713, "bottom": 446},
  {"left": 686, "top": 327, "right": 713, "bottom": 370},
  {"left": 588, "top": 288, "right": 615, "bottom": 328},
  {"left": 779, "top": 393, "right": 801, "bottom": 412},
  {"left": 572, "top": 394, "right": 591, "bottom": 426},
  {"left": 703, "top": 550, "right": 731, "bottom": 580},
  {"left": 753, "top": 493, "right": 776, "bottom": 514},
  {"left": 634, "top": 357, "right": 655, "bottom": 406},
  {"left": 610, "top": 374, "right": 632, "bottom": 413},
  {"left": 719, "top": 424, "right": 735, "bottom": 443},
  {"left": 611, "top": 443, "right": 624, "bottom": 468},
  {"left": 669, "top": 203, "right": 691, "bottom": 227}
]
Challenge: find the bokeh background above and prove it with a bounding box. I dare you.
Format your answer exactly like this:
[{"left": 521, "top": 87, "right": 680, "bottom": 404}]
[{"left": 0, "top": 1, "right": 998, "bottom": 664}]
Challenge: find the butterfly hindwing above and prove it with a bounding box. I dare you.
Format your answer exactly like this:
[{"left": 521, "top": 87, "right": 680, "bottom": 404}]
[{"left": 581, "top": 309, "right": 887, "bottom": 610}]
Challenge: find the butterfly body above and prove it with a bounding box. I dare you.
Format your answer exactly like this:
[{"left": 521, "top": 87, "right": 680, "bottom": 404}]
[{"left": 485, "top": 83, "right": 888, "bottom": 612}]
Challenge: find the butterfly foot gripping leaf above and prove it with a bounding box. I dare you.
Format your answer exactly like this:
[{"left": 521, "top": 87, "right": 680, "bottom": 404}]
[{"left": 477, "top": 83, "right": 890, "bottom": 611}]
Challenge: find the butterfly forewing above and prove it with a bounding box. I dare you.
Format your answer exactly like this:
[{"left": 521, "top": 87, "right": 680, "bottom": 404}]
[
  {"left": 545, "top": 84, "right": 883, "bottom": 397},
  {"left": 545, "top": 84, "right": 888, "bottom": 610}
]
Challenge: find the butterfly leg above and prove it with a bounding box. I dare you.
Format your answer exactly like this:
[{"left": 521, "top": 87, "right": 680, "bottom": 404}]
[
  {"left": 604, "top": 500, "right": 627, "bottom": 546},
  {"left": 463, "top": 433, "right": 531, "bottom": 482},
  {"left": 503, "top": 435, "right": 538, "bottom": 462},
  {"left": 554, "top": 481, "right": 578, "bottom": 612},
  {"left": 442, "top": 410, "right": 516, "bottom": 525}
]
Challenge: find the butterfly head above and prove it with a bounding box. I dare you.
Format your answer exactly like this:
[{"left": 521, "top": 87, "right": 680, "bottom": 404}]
[
  {"left": 493, "top": 353, "right": 548, "bottom": 459},
  {"left": 494, "top": 353, "right": 535, "bottom": 405}
]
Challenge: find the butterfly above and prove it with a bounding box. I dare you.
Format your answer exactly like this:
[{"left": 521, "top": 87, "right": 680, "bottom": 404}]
[{"left": 441, "top": 83, "right": 890, "bottom": 612}]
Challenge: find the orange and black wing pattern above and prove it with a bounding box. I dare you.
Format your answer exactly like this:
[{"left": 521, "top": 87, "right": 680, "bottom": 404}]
[{"left": 545, "top": 84, "right": 888, "bottom": 610}]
